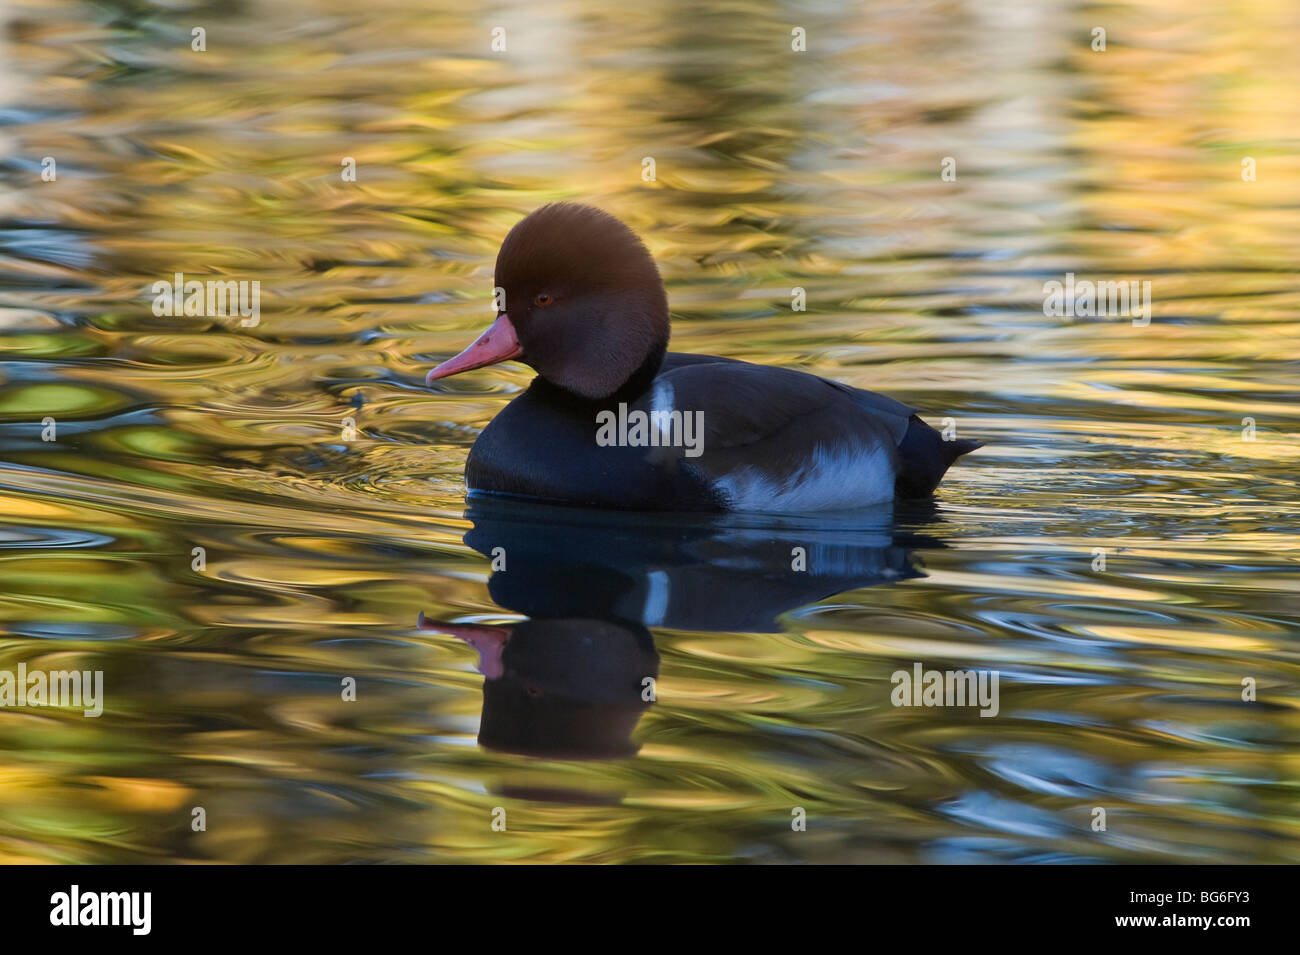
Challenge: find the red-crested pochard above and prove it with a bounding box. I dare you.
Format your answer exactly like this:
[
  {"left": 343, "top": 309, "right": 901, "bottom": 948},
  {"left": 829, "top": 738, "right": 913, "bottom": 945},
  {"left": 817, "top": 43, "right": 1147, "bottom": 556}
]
[{"left": 426, "top": 203, "right": 980, "bottom": 511}]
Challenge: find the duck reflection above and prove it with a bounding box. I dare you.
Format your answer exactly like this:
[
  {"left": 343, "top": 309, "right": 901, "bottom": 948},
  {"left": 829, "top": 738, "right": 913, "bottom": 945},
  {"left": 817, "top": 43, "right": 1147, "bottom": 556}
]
[
  {"left": 421, "top": 497, "right": 939, "bottom": 761},
  {"left": 418, "top": 615, "right": 657, "bottom": 760}
]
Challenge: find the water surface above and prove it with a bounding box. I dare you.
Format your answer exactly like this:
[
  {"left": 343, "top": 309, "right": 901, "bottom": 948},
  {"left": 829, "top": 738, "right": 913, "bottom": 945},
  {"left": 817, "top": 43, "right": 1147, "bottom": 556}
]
[{"left": 0, "top": 0, "right": 1298, "bottom": 863}]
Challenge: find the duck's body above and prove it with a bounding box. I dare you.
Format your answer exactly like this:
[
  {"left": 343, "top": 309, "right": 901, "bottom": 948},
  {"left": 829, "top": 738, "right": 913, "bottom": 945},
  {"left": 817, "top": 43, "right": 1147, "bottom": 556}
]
[
  {"left": 428, "top": 203, "right": 980, "bottom": 512},
  {"left": 467, "top": 352, "right": 975, "bottom": 511}
]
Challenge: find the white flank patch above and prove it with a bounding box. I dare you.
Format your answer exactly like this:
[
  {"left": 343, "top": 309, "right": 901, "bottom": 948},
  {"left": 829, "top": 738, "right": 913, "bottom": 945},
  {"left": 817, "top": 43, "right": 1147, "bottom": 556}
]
[
  {"left": 650, "top": 379, "right": 675, "bottom": 444},
  {"left": 713, "top": 442, "right": 896, "bottom": 512},
  {"left": 641, "top": 570, "right": 671, "bottom": 625}
]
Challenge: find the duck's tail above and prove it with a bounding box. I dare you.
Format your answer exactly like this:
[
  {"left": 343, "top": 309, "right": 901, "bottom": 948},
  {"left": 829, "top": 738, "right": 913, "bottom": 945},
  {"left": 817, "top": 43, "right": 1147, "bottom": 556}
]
[{"left": 894, "top": 416, "right": 982, "bottom": 499}]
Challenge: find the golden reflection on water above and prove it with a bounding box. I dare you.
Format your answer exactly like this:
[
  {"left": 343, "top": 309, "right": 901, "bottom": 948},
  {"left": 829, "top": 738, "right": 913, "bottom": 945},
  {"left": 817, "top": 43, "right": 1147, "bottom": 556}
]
[{"left": 0, "top": 0, "right": 1298, "bottom": 862}]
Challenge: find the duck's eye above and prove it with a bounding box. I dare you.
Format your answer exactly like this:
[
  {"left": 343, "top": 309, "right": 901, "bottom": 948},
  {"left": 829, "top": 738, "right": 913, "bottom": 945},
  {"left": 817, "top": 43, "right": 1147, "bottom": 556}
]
[{"left": 534, "top": 293, "right": 553, "bottom": 308}]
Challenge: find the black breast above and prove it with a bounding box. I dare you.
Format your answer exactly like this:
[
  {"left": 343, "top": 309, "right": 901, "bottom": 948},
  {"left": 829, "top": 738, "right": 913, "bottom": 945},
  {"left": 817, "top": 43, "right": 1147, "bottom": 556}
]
[{"left": 465, "top": 377, "right": 721, "bottom": 510}]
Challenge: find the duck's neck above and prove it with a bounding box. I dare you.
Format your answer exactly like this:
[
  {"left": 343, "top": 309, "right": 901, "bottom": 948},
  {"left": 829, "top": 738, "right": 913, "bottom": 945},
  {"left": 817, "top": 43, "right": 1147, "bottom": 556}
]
[
  {"left": 611, "top": 341, "right": 667, "bottom": 402},
  {"left": 534, "top": 341, "right": 667, "bottom": 408}
]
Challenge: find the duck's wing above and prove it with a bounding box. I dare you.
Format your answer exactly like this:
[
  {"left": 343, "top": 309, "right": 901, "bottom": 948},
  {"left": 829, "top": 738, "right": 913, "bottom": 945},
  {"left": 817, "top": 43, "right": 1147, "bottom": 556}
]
[
  {"left": 663, "top": 352, "right": 916, "bottom": 440},
  {"left": 649, "top": 355, "right": 980, "bottom": 506},
  {"left": 637, "top": 359, "right": 906, "bottom": 510}
]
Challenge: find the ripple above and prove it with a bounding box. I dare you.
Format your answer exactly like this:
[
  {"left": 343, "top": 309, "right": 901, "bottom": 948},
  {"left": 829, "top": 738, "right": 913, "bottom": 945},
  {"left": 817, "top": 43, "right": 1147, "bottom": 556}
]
[{"left": 0, "top": 0, "right": 1296, "bottom": 865}]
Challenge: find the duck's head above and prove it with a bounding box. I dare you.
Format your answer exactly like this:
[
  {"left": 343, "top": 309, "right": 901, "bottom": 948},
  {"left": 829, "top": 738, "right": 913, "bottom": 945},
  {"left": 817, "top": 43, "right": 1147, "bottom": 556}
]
[{"left": 426, "top": 203, "right": 670, "bottom": 400}]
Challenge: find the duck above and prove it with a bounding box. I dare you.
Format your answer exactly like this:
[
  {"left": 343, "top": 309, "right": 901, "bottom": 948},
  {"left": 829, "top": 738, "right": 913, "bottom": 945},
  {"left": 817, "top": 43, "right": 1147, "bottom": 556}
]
[{"left": 426, "top": 202, "right": 980, "bottom": 512}]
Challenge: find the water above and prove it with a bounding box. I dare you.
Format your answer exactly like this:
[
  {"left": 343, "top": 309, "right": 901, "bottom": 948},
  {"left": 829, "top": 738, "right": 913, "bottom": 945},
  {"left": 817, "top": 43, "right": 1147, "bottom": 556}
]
[{"left": 1, "top": 0, "right": 1298, "bottom": 863}]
